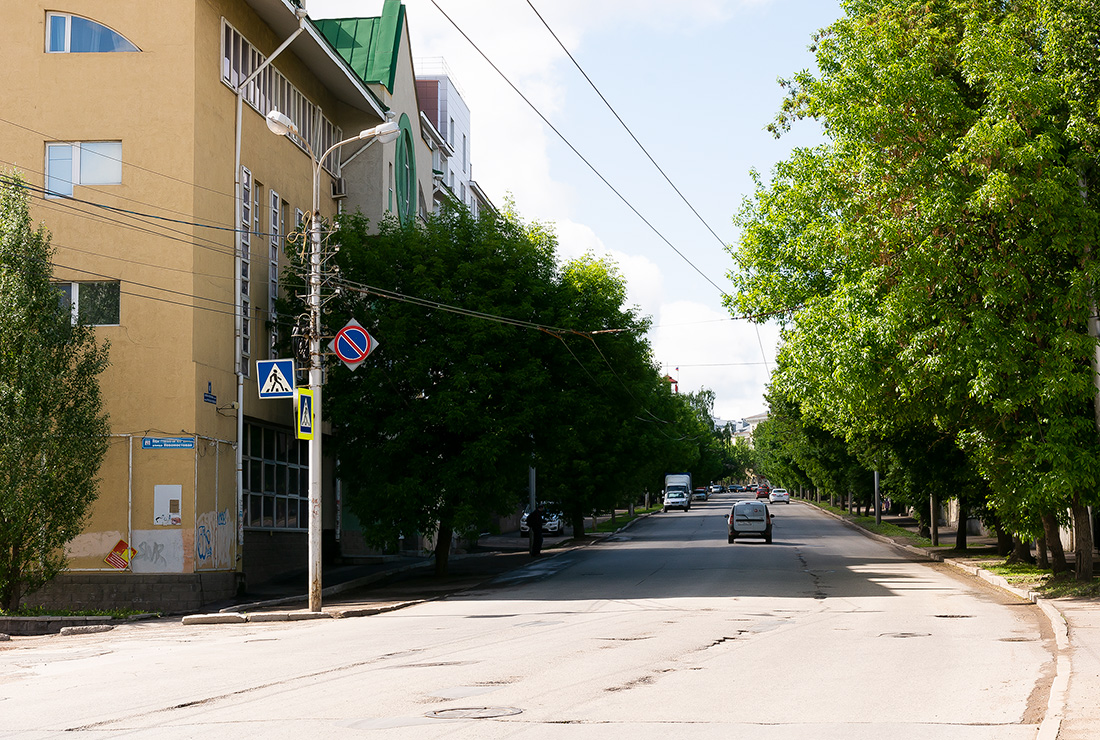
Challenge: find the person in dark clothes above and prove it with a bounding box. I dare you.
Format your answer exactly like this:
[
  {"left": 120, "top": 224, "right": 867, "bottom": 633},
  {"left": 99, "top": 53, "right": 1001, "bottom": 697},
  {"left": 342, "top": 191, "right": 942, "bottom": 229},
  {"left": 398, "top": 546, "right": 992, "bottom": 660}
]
[{"left": 528, "top": 505, "right": 544, "bottom": 557}]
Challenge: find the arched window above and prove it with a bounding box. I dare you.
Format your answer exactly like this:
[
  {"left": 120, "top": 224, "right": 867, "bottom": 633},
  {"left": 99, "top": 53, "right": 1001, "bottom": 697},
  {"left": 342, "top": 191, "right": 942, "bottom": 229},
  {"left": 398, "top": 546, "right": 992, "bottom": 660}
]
[
  {"left": 46, "top": 13, "right": 139, "bottom": 53},
  {"left": 394, "top": 113, "right": 416, "bottom": 224}
]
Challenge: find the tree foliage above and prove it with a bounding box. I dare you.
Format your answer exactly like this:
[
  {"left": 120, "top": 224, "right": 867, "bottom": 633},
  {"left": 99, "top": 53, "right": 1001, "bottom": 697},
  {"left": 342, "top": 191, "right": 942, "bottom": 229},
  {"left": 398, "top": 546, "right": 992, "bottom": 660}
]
[
  {"left": 312, "top": 206, "right": 718, "bottom": 573},
  {"left": 729, "top": 0, "right": 1100, "bottom": 577},
  {"left": 0, "top": 175, "right": 110, "bottom": 609}
]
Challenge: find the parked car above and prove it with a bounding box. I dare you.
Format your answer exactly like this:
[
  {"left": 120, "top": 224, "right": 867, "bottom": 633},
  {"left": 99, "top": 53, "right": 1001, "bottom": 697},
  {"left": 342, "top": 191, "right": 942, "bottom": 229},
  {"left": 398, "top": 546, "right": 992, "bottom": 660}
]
[
  {"left": 728, "top": 500, "right": 773, "bottom": 543},
  {"left": 520, "top": 504, "right": 566, "bottom": 536},
  {"left": 664, "top": 490, "right": 691, "bottom": 512},
  {"left": 769, "top": 488, "right": 790, "bottom": 504},
  {"left": 692, "top": 487, "right": 709, "bottom": 501}
]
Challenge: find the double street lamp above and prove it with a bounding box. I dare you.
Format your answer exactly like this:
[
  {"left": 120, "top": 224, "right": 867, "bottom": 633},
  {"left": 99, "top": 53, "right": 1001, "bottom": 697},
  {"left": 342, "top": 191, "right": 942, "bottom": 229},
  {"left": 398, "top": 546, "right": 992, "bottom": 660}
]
[{"left": 265, "top": 109, "right": 400, "bottom": 611}]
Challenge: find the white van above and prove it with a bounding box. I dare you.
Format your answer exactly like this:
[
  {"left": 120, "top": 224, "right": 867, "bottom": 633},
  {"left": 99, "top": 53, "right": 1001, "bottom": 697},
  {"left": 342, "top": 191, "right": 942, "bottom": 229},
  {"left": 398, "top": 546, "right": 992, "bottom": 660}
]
[{"left": 728, "top": 500, "right": 772, "bottom": 543}]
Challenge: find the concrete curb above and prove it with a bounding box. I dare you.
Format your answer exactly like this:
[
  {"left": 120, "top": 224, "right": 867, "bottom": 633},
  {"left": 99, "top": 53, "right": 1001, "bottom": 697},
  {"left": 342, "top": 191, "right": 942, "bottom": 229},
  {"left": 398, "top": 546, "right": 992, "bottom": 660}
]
[{"left": 803, "top": 500, "right": 1069, "bottom": 740}]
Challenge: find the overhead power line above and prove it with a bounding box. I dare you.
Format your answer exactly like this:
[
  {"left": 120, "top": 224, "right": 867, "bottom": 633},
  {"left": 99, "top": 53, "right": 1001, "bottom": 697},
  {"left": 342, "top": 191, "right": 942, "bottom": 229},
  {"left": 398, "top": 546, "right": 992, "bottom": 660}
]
[{"left": 426, "top": 0, "right": 728, "bottom": 298}]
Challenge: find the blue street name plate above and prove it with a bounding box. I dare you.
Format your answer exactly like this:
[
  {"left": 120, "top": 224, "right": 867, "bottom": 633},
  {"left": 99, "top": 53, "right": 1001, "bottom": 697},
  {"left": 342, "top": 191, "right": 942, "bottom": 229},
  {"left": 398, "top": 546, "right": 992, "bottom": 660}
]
[{"left": 142, "top": 437, "right": 196, "bottom": 450}]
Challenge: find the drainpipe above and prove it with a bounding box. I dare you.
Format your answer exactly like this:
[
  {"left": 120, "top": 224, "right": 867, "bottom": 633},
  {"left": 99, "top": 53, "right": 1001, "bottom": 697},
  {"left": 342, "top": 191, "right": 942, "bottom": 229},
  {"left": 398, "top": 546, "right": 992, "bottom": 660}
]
[{"left": 233, "top": 9, "right": 309, "bottom": 556}]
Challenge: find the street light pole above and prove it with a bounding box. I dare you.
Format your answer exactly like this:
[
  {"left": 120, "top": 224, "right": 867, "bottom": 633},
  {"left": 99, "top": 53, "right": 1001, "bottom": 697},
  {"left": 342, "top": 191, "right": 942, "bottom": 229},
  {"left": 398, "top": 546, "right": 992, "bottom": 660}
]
[{"left": 266, "top": 110, "right": 400, "bottom": 611}]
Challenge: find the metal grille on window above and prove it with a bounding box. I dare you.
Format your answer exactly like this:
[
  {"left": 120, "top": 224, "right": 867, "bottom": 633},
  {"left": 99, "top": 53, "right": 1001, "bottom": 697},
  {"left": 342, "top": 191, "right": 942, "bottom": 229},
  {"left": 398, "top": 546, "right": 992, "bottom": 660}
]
[
  {"left": 270, "top": 191, "right": 280, "bottom": 358},
  {"left": 242, "top": 422, "right": 309, "bottom": 530},
  {"left": 240, "top": 166, "right": 252, "bottom": 375}
]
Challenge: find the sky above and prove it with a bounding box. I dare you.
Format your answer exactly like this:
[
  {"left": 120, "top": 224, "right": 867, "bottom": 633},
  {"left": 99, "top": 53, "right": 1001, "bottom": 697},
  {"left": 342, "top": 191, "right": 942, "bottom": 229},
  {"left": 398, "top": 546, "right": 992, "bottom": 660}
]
[{"left": 306, "top": 0, "right": 844, "bottom": 423}]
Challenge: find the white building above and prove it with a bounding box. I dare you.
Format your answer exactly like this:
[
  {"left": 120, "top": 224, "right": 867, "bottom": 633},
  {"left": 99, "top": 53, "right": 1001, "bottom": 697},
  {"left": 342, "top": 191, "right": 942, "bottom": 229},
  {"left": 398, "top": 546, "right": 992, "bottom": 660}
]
[{"left": 415, "top": 58, "right": 493, "bottom": 217}]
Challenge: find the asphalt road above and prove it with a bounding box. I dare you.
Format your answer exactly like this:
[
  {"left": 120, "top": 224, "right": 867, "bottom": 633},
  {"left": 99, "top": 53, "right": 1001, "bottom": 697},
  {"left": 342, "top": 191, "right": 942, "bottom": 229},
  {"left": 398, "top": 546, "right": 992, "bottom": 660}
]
[{"left": 0, "top": 494, "right": 1054, "bottom": 739}]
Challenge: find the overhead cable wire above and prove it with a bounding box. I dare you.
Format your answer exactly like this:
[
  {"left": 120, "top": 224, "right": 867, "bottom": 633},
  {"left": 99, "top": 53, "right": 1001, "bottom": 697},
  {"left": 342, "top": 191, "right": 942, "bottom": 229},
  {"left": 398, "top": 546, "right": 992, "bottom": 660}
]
[
  {"left": 524, "top": 0, "right": 730, "bottom": 251},
  {"left": 522, "top": 0, "right": 773, "bottom": 373},
  {"left": 426, "top": 0, "right": 728, "bottom": 297},
  {"left": 334, "top": 276, "right": 631, "bottom": 337}
]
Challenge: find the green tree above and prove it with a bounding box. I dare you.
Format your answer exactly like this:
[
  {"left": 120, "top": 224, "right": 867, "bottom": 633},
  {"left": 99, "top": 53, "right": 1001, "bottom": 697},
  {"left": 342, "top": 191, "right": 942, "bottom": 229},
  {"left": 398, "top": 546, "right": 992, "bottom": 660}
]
[
  {"left": 729, "top": 0, "right": 1100, "bottom": 578},
  {"left": 534, "top": 252, "right": 660, "bottom": 534},
  {"left": 323, "top": 208, "right": 558, "bottom": 575},
  {"left": 0, "top": 175, "right": 110, "bottom": 610}
]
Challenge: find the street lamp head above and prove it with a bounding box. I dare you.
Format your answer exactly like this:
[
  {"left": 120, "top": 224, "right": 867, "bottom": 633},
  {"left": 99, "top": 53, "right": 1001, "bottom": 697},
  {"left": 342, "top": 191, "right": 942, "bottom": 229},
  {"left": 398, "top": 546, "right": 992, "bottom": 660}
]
[
  {"left": 360, "top": 120, "right": 400, "bottom": 144},
  {"left": 266, "top": 109, "right": 298, "bottom": 137}
]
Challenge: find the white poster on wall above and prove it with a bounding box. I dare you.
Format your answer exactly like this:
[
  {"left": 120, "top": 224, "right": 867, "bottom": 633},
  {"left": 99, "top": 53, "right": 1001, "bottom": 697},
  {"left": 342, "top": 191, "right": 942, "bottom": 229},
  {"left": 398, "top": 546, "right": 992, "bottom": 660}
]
[{"left": 154, "top": 484, "right": 182, "bottom": 526}]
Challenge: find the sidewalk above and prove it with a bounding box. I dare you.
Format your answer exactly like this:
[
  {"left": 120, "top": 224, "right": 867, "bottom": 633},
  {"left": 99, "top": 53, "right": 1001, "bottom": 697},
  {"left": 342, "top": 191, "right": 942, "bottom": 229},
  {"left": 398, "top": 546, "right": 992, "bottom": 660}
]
[{"left": 806, "top": 497, "right": 1099, "bottom": 740}]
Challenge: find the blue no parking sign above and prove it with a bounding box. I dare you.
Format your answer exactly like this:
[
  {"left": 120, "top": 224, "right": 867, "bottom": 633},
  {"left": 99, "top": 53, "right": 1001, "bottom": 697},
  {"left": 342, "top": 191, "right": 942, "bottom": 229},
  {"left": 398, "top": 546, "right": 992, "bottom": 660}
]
[{"left": 328, "top": 318, "right": 378, "bottom": 370}]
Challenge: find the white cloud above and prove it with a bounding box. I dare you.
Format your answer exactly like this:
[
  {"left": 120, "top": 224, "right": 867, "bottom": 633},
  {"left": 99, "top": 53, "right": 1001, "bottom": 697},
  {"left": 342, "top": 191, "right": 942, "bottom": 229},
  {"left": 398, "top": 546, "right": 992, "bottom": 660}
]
[{"left": 650, "top": 303, "right": 778, "bottom": 421}]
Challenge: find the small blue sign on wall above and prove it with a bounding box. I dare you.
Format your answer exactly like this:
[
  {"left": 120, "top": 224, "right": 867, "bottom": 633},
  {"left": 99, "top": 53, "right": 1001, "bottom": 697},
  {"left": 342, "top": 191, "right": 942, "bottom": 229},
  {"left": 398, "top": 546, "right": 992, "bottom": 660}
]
[{"left": 142, "top": 437, "right": 196, "bottom": 450}]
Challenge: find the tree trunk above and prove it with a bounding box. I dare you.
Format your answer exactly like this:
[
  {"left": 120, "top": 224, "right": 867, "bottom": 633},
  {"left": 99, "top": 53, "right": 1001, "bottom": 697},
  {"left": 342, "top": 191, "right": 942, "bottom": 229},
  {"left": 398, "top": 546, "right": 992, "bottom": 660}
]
[
  {"left": 1036, "top": 535, "right": 1049, "bottom": 569},
  {"left": 1, "top": 544, "right": 21, "bottom": 611},
  {"left": 995, "top": 524, "right": 1013, "bottom": 556},
  {"left": 1072, "top": 495, "right": 1094, "bottom": 582},
  {"left": 434, "top": 509, "right": 454, "bottom": 577},
  {"left": 954, "top": 502, "right": 968, "bottom": 552},
  {"left": 571, "top": 511, "right": 587, "bottom": 540},
  {"left": 1006, "top": 535, "right": 1036, "bottom": 565},
  {"left": 1041, "top": 512, "right": 1068, "bottom": 574}
]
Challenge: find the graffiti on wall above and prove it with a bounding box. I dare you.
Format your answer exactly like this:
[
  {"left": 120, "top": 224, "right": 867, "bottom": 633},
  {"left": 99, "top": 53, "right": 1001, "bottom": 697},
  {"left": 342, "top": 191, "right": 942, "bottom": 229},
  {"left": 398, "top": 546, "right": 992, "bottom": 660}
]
[
  {"left": 130, "top": 529, "right": 184, "bottom": 573},
  {"left": 196, "top": 509, "right": 233, "bottom": 570}
]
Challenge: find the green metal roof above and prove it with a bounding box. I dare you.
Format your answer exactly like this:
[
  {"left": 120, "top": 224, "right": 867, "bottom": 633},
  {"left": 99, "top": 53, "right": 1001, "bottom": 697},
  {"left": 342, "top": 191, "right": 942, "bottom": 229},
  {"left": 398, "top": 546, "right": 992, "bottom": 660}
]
[{"left": 312, "top": 0, "right": 405, "bottom": 94}]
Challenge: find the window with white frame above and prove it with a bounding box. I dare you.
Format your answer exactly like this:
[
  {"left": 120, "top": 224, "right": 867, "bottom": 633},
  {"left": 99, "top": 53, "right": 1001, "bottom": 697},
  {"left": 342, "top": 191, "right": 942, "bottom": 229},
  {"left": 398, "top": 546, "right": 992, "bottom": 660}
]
[
  {"left": 220, "top": 20, "right": 342, "bottom": 174},
  {"left": 45, "top": 142, "right": 121, "bottom": 198},
  {"left": 56, "top": 281, "right": 120, "bottom": 325},
  {"left": 46, "top": 12, "right": 138, "bottom": 53}
]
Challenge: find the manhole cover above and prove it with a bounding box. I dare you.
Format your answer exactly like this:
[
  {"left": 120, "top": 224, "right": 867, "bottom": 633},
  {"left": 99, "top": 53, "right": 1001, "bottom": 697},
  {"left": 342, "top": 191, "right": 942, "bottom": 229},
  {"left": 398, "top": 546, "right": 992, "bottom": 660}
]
[{"left": 426, "top": 707, "right": 523, "bottom": 720}]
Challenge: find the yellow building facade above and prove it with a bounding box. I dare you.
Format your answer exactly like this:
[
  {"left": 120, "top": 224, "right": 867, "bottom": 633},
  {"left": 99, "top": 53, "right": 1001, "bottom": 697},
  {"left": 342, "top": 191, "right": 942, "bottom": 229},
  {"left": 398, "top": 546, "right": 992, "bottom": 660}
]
[{"left": 2, "top": 0, "right": 433, "bottom": 611}]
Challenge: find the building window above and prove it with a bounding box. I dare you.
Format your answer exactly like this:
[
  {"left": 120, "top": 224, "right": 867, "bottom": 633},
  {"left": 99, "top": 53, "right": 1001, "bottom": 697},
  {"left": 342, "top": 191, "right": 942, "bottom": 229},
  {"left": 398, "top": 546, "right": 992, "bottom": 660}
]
[
  {"left": 220, "top": 20, "right": 342, "bottom": 174},
  {"left": 240, "top": 166, "right": 252, "bottom": 376},
  {"left": 462, "top": 134, "right": 467, "bottom": 174},
  {"left": 45, "top": 142, "right": 121, "bottom": 198},
  {"left": 449, "top": 117, "right": 454, "bottom": 147},
  {"left": 242, "top": 422, "right": 308, "bottom": 531},
  {"left": 46, "top": 13, "right": 138, "bottom": 53},
  {"left": 395, "top": 114, "right": 416, "bottom": 223},
  {"left": 269, "top": 191, "right": 281, "bottom": 358},
  {"left": 56, "top": 281, "right": 120, "bottom": 325}
]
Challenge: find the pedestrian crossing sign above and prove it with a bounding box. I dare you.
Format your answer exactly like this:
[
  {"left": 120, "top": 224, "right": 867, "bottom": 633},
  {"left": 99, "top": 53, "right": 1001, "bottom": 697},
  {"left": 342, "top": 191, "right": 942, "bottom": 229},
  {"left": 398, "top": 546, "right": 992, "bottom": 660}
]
[
  {"left": 257, "top": 359, "right": 295, "bottom": 399},
  {"left": 296, "top": 388, "right": 314, "bottom": 440}
]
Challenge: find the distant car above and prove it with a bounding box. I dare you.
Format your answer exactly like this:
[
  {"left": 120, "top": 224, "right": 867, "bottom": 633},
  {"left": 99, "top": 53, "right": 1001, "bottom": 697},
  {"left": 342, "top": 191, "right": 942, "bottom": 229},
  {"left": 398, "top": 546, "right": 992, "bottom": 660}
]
[
  {"left": 692, "top": 487, "right": 709, "bottom": 501},
  {"left": 520, "top": 504, "right": 566, "bottom": 536},
  {"left": 664, "top": 490, "right": 691, "bottom": 512},
  {"left": 729, "top": 484, "right": 744, "bottom": 493},
  {"left": 710, "top": 484, "right": 722, "bottom": 494},
  {"left": 755, "top": 486, "right": 771, "bottom": 499},
  {"left": 769, "top": 488, "right": 790, "bottom": 504},
  {"left": 747, "top": 484, "right": 758, "bottom": 493},
  {"left": 728, "top": 500, "right": 773, "bottom": 543}
]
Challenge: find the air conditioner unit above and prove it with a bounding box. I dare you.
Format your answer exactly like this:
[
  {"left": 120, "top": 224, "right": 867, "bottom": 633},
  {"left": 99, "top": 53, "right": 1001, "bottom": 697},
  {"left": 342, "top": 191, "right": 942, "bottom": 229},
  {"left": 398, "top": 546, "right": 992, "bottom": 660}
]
[{"left": 330, "top": 177, "right": 348, "bottom": 200}]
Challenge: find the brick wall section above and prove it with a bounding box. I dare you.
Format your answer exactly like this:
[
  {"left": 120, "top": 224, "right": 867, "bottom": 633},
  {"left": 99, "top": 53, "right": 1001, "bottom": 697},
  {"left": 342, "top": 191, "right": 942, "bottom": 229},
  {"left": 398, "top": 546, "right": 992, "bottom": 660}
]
[{"left": 24, "top": 572, "right": 237, "bottom": 614}]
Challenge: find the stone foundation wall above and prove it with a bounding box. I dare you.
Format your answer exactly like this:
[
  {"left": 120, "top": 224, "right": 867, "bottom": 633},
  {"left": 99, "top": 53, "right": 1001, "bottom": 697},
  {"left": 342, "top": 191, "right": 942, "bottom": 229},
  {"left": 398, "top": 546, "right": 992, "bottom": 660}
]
[{"left": 24, "top": 572, "right": 238, "bottom": 614}]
